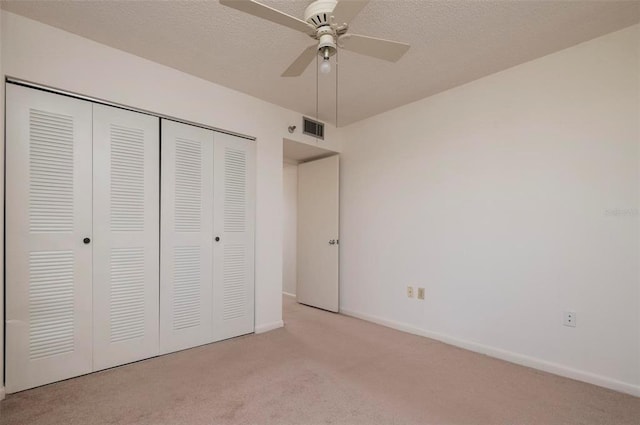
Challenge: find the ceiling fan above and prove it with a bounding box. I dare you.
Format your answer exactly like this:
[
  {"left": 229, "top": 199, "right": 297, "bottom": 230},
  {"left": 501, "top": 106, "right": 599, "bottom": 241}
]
[{"left": 219, "top": 0, "right": 410, "bottom": 77}]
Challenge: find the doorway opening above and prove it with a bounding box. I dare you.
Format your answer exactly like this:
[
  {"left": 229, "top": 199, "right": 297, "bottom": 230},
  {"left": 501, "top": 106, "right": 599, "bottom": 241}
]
[{"left": 282, "top": 138, "right": 340, "bottom": 315}]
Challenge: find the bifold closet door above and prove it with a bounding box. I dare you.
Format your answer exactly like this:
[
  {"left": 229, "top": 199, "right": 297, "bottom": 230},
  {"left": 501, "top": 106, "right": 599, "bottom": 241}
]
[
  {"left": 212, "top": 133, "right": 256, "bottom": 341},
  {"left": 5, "top": 84, "right": 93, "bottom": 393},
  {"left": 92, "top": 105, "right": 160, "bottom": 370},
  {"left": 160, "top": 120, "right": 214, "bottom": 354}
]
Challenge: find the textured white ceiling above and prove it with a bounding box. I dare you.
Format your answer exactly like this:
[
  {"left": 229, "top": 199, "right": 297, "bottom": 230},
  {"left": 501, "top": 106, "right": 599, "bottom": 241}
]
[{"left": 2, "top": 0, "right": 639, "bottom": 126}]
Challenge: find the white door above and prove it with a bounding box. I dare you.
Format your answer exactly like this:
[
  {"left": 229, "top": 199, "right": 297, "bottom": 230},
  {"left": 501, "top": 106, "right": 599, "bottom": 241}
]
[
  {"left": 297, "top": 155, "right": 340, "bottom": 312},
  {"left": 160, "top": 120, "right": 214, "bottom": 354},
  {"left": 5, "top": 84, "right": 93, "bottom": 392},
  {"left": 212, "top": 133, "right": 256, "bottom": 341},
  {"left": 92, "top": 105, "right": 160, "bottom": 370}
]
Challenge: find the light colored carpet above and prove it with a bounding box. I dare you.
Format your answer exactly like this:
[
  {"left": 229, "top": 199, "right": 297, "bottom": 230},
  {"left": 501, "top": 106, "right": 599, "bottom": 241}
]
[{"left": 1, "top": 296, "right": 638, "bottom": 424}]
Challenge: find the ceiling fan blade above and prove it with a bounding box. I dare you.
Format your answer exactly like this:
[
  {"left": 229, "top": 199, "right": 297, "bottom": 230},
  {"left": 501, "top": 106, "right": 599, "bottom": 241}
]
[
  {"left": 220, "top": 0, "right": 314, "bottom": 34},
  {"left": 331, "top": 0, "right": 370, "bottom": 25},
  {"left": 282, "top": 45, "right": 318, "bottom": 77},
  {"left": 340, "top": 34, "right": 410, "bottom": 62}
]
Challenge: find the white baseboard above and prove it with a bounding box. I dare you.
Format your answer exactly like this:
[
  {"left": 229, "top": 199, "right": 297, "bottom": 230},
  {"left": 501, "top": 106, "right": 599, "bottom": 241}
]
[
  {"left": 255, "top": 320, "right": 284, "bottom": 334},
  {"left": 340, "top": 308, "right": 640, "bottom": 398},
  {"left": 282, "top": 291, "right": 296, "bottom": 298},
  {"left": 0, "top": 387, "right": 5, "bottom": 401}
]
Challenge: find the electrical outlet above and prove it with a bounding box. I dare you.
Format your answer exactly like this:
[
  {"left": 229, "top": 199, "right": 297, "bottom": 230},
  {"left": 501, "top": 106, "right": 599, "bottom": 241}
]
[
  {"left": 563, "top": 311, "right": 576, "bottom": 327},
  {"left": 407, "top": 286, "right": 414, "bottom": 298},
  {"left": 417, "top": 288, "right": 425, "bottom": 300}
]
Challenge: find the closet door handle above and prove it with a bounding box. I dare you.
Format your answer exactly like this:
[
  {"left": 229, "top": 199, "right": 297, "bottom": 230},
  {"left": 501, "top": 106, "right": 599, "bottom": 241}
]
[
  {"left": 215, "top": 236, "right": 220, "bottom": 242},
  {"left": 83, "top": 237, "right": 91, "bottom": 244}
]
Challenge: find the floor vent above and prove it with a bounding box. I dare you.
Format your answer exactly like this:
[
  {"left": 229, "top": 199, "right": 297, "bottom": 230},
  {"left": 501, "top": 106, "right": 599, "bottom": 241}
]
[{"left": 303, "top": 117, "right": 324, "bottom": 140}]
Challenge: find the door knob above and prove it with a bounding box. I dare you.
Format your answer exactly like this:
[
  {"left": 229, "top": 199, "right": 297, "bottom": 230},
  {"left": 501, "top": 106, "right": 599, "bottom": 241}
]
[
  {"left": 83, "top": 237, "right": 91, "bottom": 244},
  {"left": 215, "top": 236, "right": 220, "bottom": 242},
  {"left": 329, "top": 240, "right": 335, "bottom": 245}
]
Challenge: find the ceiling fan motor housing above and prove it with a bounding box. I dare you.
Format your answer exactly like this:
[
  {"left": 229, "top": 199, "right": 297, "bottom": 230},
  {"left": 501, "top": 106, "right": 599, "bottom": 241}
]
[{"left": 304, "top": 0, "right": 338, "bottom": 28}]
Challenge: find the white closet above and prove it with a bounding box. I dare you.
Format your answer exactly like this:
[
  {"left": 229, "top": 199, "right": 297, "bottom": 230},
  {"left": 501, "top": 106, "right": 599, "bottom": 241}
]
[
  {"left": 5, "top": 84, "right": 256, "bottom": 393},
  {"left": 160, "top": 121, "right": 255, "bottom": 353}
]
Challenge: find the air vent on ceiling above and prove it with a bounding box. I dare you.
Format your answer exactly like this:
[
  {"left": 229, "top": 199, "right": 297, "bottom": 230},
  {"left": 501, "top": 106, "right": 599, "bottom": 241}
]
[{"left": 303, "top": 117, "right": 324, "bottom": 140}]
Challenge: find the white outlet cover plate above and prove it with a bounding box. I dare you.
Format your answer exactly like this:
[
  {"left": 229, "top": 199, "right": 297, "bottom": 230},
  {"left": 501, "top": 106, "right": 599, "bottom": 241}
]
[{"left": 563, "top": 311, "right": 576, "bottom": 327}]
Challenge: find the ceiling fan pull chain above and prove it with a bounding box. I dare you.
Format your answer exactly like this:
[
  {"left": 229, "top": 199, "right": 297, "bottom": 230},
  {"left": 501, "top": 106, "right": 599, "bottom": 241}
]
[
  {"left": 316, "top": 53, "right": 319, "bottom": 129},
  {"left": 335, "top": 48, "right": 339, "bottom": 128}
]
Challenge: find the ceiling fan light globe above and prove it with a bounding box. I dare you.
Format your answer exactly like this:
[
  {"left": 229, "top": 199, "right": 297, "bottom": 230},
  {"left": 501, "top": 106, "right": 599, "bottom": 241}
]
[{"left": 320, "top": 60, "right": 331, "bottom": 74}]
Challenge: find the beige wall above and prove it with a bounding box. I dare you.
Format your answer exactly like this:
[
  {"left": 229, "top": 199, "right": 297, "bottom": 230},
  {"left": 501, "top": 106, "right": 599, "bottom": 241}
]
[{"left": 339, "top": 24, "right": 640, "bottom": 395}]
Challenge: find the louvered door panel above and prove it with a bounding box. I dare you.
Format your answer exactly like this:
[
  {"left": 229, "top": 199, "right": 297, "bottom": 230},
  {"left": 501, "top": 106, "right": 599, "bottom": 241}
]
[
  {"left": 160, "top": 120, "right": 214, "bottom": 354},
  {"left": 6, "top": 85, "right": 93, "bottom": 393},
  {"left": 212, "top": 133, "right": 256, "bottom": 342},
  {"left": 92, "top": 104, "right": 159, "bottom": 371}
]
